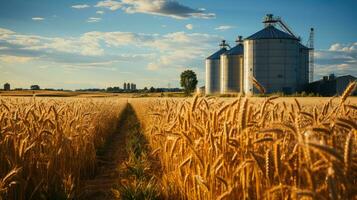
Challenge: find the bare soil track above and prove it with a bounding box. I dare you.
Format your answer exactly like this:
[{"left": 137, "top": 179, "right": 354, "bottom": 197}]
[{"left": 79, "top": 103, "right": 158, "bottom": 199}]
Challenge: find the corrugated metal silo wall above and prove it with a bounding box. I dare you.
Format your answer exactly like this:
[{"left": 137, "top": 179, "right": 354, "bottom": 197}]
[
  {"left": 243, "top": 40, "right": 254, "bottom": 95},
  {"left": 220, "top": 54, "right": 243, "bottom": 93},
  {"left": 298, "top": 47, "right": 309, "bottom": 91},
  {"left": 205, "top": 59, "right": 221, "bottom": 94},
  {"left": 244, "top": 39, "right": 301, "bottom": 94}
]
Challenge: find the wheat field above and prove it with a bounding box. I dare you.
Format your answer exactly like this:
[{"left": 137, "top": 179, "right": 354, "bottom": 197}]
[
  {"left": 131, "top": 82, "right": 357, "bottom": 200},
  {"left": 0, "top": 82, "right": 356, "bottom": 200},
  {"left": 0, "top": 97, "right": 126, "bottom": 199}
]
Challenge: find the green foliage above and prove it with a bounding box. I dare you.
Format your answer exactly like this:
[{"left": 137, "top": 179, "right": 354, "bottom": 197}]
[
  {"left": 119, "top": 178, "right": 160, "bottom": 200},
  {"left": 117, "top": 110, "right": 161, "bottom": 200},
  {"left": 180, "top": 70, "right": 198, "bottom": 96}
]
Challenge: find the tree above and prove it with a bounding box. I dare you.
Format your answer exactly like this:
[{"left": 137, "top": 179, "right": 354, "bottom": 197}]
[
  {"left": 180, "top": 70, "right": 198, "bottom": 95},
  {"left": 30, "top": 85, "right": 40, "bottom": 90}
]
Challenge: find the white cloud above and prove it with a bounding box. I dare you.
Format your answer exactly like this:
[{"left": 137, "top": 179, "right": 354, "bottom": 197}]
[
  {"left": 0, "top": 28, "right": 15, "bottom": 40},
  {"left": 7, "top": 35, "right": 44, "bottom": 46},
  {"left": 0, "top": 28, "right": 15, "bottom": 35},
  {"left": 328, "top": 42, "right": 356, "bottom": 52},
  {"left": 32, "top": 17, "right": 45, "bottom": 21},
  {"left": 145, "top": 32, "right": 221, "bottom": 70},
  {"left": 0, "top": 55, "right": 37, "bottom": 63},
  {"left": 87, "top": 17, "right": 102, "bottom": 23},
  {"left": 185, "top": 24, "right": 193, "bottom": 30},
  {"left": 215, "top": 25, "right": 234, "bottom": 31},
  {"left": 71, "top": 4, "right": 90, "bottom": 9},
  {"left": 315, "top": 42, "right": 357, "bottom": 79},
  {"left": 95, "top": 0, "right": 215, "bottom": 19},
  {"left": 0, "top": 27, "right": 221, "bottom": 71},
  {"left": 95, "top": 0, "right": 122, "bottom": 11},
  {"left": 96, "top": 10, "right": 105, "bottom": 14}
]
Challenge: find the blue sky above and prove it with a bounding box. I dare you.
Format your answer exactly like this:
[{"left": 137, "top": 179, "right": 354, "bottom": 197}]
[{"left": 0, "top": 0, "right": 356, "bottom": 89}]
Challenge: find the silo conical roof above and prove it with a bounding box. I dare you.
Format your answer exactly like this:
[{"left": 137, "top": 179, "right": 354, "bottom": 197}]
[
  {"left": 246, "top": 25, "right": 298, "bottom": 40},
  {"left": 207, "top": 48, "right": 227, "bottom": 60},
  {"left": 224, "top": 44, "right": 243, "bottom": 55},
  {"left": 299, "top": 43, "right": 309, "bottom": 49}
]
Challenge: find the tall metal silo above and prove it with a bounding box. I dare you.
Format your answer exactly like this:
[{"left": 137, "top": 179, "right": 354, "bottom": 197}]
[
  {"left": 205, "top": 40, "right": 228, "bottom": 94},
  {"left": 298, "top": 43, "right": 310, "bottom": 91},
  {"left": 244, "top": 14, "right": 309, "bottom": 95},
  {"left": 220, "top": 36, "right": 244, "bottom": 94}
]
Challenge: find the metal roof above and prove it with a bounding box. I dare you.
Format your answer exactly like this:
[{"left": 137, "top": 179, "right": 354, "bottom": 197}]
[
  {"left": 246, "top": 25, "right": 299, "bottom": 40},
  {"left": 299, "top": 43, "right": 309, "bottom": 50},
  {"left": 207, "top": 48, "right": 227, "bottom": 60},
  {"left": 224, "top": 44, "right": 243, "bottom": 55}
]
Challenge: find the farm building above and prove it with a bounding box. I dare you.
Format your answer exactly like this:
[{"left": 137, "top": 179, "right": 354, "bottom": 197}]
[
  {"left": 3, "top": 83, "right": 10, "bottom": 91},
  {"left": 196, "top": 86, "right": 205, "bottom": 95},
  {"left": 305, "top": 74, "right": 357, "bottom": 96},
  {"left": 206, "top": 14, "right": 312, "bottom": 95}
]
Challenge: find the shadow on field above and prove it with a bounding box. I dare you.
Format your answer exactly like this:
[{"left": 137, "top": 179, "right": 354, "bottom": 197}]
[{"left": 79, "top": 103, "right": 165, "bottom": 200}]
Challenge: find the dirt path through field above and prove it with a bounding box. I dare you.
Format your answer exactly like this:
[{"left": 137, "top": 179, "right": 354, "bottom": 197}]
[{"left": 79, "top": 103, "right": 160, "bottom": 199}]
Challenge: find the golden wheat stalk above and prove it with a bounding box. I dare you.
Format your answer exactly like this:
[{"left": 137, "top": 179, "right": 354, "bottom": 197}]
[{"left": 252, "top": 76, "right": 266, "bottom": 94}]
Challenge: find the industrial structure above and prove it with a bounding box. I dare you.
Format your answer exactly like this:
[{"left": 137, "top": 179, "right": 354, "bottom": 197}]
[
  {"left": 130, "top": 83, "right": 137, "bottom": 90},
  {"left": 221, "top": 36, "right": 244, "bottom": 94},
  {"left": 305, "top": 74, "right": 356, "bottom": 96},
  {"left": 123, "top": 82, "right": 137, "bottom": 91},
  {"left": 205, "top": 40, "right": 228, "bottom": 94},
  {"left": 3, "top": 83, "right": 10, "bottom": 91},
  {"left": 206, "top": 14, "right": 313, "bottom": 95}
]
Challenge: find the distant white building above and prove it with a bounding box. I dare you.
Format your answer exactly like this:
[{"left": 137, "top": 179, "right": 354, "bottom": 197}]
[{"left": 196, "top": 86, "right": 205, "bottom": 95}]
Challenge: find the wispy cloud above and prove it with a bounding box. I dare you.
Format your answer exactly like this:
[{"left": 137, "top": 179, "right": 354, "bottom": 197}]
[
  {"left": 0, "top": 27, "right": 221, "bottom": 72},
  {"left": 95, "top": 0, "right": 122, "bottom": 11},
  {"left": 215, "top": 25, "right": 234, "bottom": 31},
  {"left": 87, "top": 17, "right": 102, "bottom": 23},
  {"left": 95, "top": 0, "right": 215, "bottom": 19},
  {"left": 71, "top": 4, "right": 90, "bottom": 9},
  {"left": 145, "top": 32, "right": 221, "bottom": 70},
  {"left": 185, "top": 24, "right": 193, "bottom": 30},
  {"left": 96, "top": 10, "right": 105, "bottom": 14},
  {"left": 32, "top": 17, "right": 45, "bottom": 21},
  {"left": 0, "top": 55, "right": 37, "bottom": 63}
]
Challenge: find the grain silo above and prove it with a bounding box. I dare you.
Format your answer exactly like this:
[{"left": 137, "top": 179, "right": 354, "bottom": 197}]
[
  {"left": 298, "top": 43, "right": 310, "bottom": 88},
  {"left": 243, "top": 14, "right": 309, "bottom": 95},
  {"left": 220, "top": 36, "right": 244, "bottom": 94},
  {"left": 205, "top": 40, "right": 228, "bottom": 94}
]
